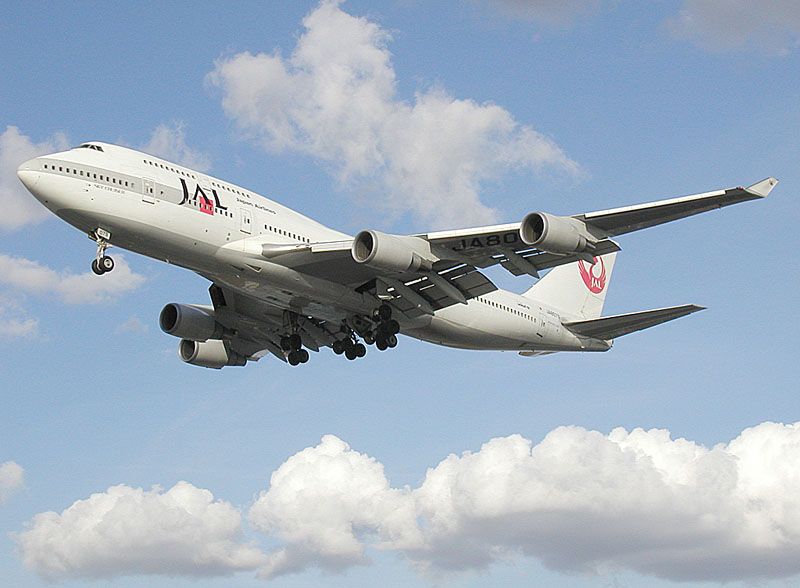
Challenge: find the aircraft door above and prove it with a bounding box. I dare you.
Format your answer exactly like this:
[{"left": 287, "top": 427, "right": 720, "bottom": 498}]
[
  {"left": 240, "top": 209, "right": 252, "bottom": 234},
  {"left": 142, "top": 178, "right": 155, "bottom": 203}
]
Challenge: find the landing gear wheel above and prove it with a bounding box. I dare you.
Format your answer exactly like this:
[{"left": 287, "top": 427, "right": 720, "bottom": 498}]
[
  {"left": 385, "top": 319, "right": 400, "bottom": 335},
  {"left": 363, "top": 332, "right": 375, "bottom": 345},
  {"left": 99, "top": 256, "right": 114, "bottom": 273},
  {"left": 287, "top": 351, "right": 301, "bottom": 366},
  {"left": 332, "top": 340, "right": 344, "bottom": 355},
  {"left": 345, "top": 347, "right": 357, "bottom": 360},
  {"left": 374, "top": 304, "right": 392, "bottom": 322},
  {"left": 298, "top": 349, "right": 310, "bottom": 364},
  {"left": 354, "top": 343, "right": 367, "bottom": 358},
  {"left": 91, "top": 259, "right": 104, "bottom": 275},
  {"left": 280, "top": 336, "right": 292, "bottom": 352},
  {"left": 376, "top": 337, "right": 388, "bottom": 351},
  {"left": 288, "top": 333, "right": 302, "bottom": 351},
  {"left": 387, "top": 334, "right": 398, "bottom": 348}
]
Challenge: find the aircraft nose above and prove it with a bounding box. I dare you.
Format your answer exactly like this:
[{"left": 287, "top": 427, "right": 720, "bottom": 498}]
[{"left": 17, "top": 157, "right": 41, "bottom": 190}]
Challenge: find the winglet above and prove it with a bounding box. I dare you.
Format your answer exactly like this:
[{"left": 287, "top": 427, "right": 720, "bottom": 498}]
[{"left": 746, "top": 177, "right": 778, "bottom": 198}]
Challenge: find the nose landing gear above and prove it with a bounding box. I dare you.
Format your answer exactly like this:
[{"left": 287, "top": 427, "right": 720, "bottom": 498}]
[{"left": 90, "top": 230, "right": 114, "bottom": 275}]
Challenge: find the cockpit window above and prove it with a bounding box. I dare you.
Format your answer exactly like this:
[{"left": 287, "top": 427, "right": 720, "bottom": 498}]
[{"left": 76, "top": 143, "right": 104, "bottom": 152}]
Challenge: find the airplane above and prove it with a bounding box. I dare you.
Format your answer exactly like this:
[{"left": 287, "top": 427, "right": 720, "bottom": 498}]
[{"left": 16, "top": 142, "right": 776, "bottom": 368}]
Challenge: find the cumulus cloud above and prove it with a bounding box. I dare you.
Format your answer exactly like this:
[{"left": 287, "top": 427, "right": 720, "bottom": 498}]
[
  {"left": 140, "top": 122, "right": 211, "bottom": 171},
  {"left": 17, "top": 423, "right": 800, "bottom": 583},
  {"left": 250, "top": 423, "right": 800, "bottom": 583},
  {"left": 249, "top": 435, "right": 420, "bottom": 578},
  {"left": 669, "top": 0, "right": 800, "bottom": 55},
  {"left": 0, "top": 461, "right": 24, "bottom": 503},
  {"left": 484, "top": 0, "right": 600, "bottom": 26},
  {"left": 208, "top": 0, "right": 578, "bottom": 228},
  {"left": 16, "top": 481, "right": 266, "bottom": 581},
  {"left": 0, "top": 253, "right": 145, "bottom": 305},
  {"left": 0, "top": 126, "right": 69, "bottom": 230}
]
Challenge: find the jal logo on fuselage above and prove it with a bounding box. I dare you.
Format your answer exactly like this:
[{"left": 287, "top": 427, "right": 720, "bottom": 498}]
[
  {"left": 578, "top": 256, "right": 606, "bottom": 294},
  {"left": 178, "top": 178, "right": 228, "bottom": 216}
]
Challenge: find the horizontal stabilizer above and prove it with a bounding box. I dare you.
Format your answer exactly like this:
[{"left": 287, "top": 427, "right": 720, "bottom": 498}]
[{"left": 562, "top": 304, "right": 705, "bottom": 340}]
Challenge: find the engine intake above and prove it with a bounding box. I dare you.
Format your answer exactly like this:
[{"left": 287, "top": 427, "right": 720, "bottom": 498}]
[
  {"left": 351, "top": 230, "right": 435, "bottom": 273},
  {"left": 179, "top": 339, "right": 247, "bottom": 369},
  {"left": 520, "top": 212, "right": 593, "bottom": 254},
  {"left": 159, "top": 303, "right": 223, "bottom": 341}
]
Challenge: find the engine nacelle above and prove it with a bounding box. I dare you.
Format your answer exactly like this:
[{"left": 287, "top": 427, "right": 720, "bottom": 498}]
[
  {"left": 351, "top": 230, "right": 435, "bottom": 273},
  {"left": 179, "top": 339, "right": 247, "bottom": 369},
  {"left": 159, "top": 303, "right": 223, "bottom": 342},
  {"left": 520, "top": 212, "right": 592, "bottom": 254}
]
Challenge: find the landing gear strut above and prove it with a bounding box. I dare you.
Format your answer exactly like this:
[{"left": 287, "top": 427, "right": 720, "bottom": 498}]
[{"left": 90, "top": 230, "right": 114, "bottom": 275}]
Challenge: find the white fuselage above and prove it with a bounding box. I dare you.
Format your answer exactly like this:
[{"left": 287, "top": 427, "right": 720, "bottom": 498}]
[{"left": 17, "top": 142, "right": 609, "bottom": 355}]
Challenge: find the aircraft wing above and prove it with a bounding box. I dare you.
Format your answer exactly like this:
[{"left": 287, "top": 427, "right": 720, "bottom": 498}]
[
  {"left": 415, "top": 177, "right": 776, "bottom": 276},
  {"left": 217, "top": 177, "right": 772, "bottom": 320},
  {"left": 575, "top": 177, "right": 777, "bottom": 236}
]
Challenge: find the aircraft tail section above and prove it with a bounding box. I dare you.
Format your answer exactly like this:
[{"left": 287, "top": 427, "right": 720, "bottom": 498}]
[
  {"left": 522, "top": 252, "right": 617, "bottom": 319},
  {"left": 562, "top": 304, "right": 705, "bottom": 340}
]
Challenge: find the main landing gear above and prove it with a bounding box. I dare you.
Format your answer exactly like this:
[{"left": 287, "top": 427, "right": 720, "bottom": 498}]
[
  {"left": 90, "top": 230, "right": 114, "bottom": 275},
  {"left": 331, "top": 336, "right": 367, "bottom": 361},
  {"left": 371, "top": 305, "right": 399, "bottom": 352},
  {"left": 280, "top": 333, "right": 310, "bottom": 366}
]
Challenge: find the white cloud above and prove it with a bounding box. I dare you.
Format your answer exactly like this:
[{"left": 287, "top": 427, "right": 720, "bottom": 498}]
[
  {"left": 17, "top": 423, "right": 800, "bottom": 583},
  {"left": 249, "top": 423, "right": 800, "bottom": 583},
  {"left": 0, "top": 461, "right": 24, "bottom": 503},
  {"left": 249, "top": 434, "right": 419, "bottom": 579},
  {"left": 0, "top": 126, "right": 69, "bottom": 230},
  {"left": 208, "top": 0, "right": 579, "bottom": 228},
  {"left": 0, "top": 294, "right": 38, "bottom": 339},
  {"left": 16, "top": 481, "right": 266, "bottom": 581},
  {"left": 140, "top": 122, "right": 211, "bottom": 171},
  {"left": 484, "top": 0, "right": 600, "bottom": 26},
  {"left": 669, "top": 0, "right": 800, "bottom": 55},
  {"left": 0, "top": 253, "right": 145, "bottom": 305}
]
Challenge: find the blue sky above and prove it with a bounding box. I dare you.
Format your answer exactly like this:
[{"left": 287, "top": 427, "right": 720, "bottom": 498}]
[{"left": 1, "top": 1, "right": 799, "bottom": 586}]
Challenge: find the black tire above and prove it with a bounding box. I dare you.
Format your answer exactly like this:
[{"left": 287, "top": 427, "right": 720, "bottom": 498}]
[
  {"left": 376, "top": 338, "right": 388, "bottom": 351},
  {"left": 289, "top": 333, "right": 302, "bottom": 350},
  {"left": 288, "top": 351, "right": 300, "bottom": 366},
  {"left": 363, "top": 332, "right": 375, "bottom": 345},
  {"left": 280, "top": 336, "right": 292, "bottom": 351},
  {"left": 345, "top": 348, "right": 357, "bottom": 360},
  {"left": 387, "top": 334, "right": 398, "bottom": 348},
  {"left": 385, "top": 319, "right": 400, "bottom": 335},
  {"left": 298, "top": 349, "right": 310, "bottom": 363},
  {"left": 100, "top": 256, "right": 114, "bottom": 272},
  {"left": 377, "top": 304, "right": 392, "bottom": 321},
  {"left": 355, "top": 343, "right": 366, "bottom": 358},
  {"left": 343, "top": 338, "right": 355, "bottom": 352},
  {"left": 91, "top": 259, "right": 104, "bottom": 275},
  {"left": 332, "top": 340, "right": 344, "bottom": 355}
]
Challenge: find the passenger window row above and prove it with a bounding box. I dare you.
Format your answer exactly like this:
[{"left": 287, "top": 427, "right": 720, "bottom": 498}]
[
  {"left": 264, "top": 224, "right": 310, "bottom": 243},
  {"left": 43, "top": 163, "right": 133, "bottom": 189},
  {"left": 475, "top": 296, "right": 536, "bottom": 322}
]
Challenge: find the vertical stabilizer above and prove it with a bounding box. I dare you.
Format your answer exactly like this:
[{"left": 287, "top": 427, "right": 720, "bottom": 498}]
[{"left": 522, "top": 253, "right": 617, "bottom": 319}]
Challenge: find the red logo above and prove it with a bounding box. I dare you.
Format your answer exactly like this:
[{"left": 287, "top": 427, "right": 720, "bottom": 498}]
[{"left": 578, "top": 257, "right": 606, "bottom": 294}]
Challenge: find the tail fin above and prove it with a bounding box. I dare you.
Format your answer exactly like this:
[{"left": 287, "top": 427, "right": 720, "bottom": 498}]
[{"left": 523, "top": 252, "right": 617, "bottom": 319}]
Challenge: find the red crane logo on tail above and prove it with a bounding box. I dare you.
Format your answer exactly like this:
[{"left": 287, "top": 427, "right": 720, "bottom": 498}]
[{"left": 578, "top": 257, "right": 606, "bottom": 294}]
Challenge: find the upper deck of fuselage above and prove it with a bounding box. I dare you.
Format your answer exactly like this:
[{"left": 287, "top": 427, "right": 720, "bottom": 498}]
[{"left": 36, "top": 141, "right": 350, "bottom": 240}]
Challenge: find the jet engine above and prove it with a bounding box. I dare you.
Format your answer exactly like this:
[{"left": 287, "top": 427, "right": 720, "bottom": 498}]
[
  {"left": 179, "top": 339, "right": 247, "bottom": 369},
  {"left": 351, "top": 230, "right": 435, "bottom": 273},
  {"left": 159, "top": 303, "right": 223, "bottom": 341},
  {"left": 520, "top": 212, "right": 594, "bottom": 254}
]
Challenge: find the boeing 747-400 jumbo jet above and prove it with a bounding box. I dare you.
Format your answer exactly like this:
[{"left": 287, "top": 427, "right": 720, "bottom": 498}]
[{"left": 17, "top": 142, "right": 776, "bottom": 368}]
